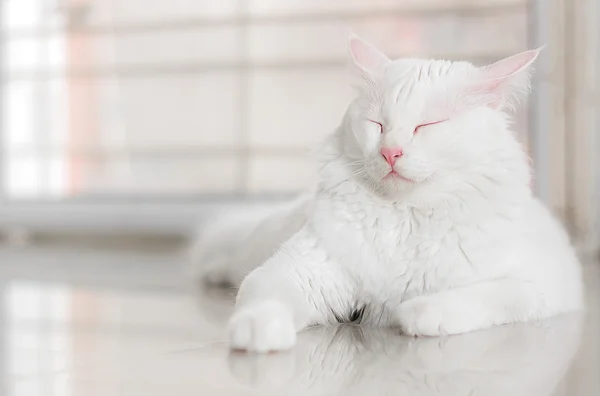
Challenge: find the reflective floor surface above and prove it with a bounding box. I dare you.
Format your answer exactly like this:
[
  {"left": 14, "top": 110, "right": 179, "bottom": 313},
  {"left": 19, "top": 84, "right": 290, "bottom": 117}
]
[{"left": 0, "top": 245, "right": 597, "bottom": 396}]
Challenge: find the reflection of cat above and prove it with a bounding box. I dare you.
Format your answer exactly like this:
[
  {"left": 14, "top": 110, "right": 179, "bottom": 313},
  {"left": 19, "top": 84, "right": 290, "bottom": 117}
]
[{"left": 229, "top": 316, "right": 583, "bottom": 396}]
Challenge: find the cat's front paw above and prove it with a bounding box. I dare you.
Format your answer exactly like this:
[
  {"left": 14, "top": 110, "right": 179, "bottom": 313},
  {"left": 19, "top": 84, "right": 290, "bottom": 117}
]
[
  {"left": 398, "top": 297, "right": 475, "bottom": 337},
  {"left": 228, "top": 300, "right": 296, "bottom": 352}
]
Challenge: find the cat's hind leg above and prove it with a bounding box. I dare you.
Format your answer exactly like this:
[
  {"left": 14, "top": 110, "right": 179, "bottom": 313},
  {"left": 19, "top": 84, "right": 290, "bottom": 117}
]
[{"left": 190, "top": 195, "right": 310, "bottom": 289}]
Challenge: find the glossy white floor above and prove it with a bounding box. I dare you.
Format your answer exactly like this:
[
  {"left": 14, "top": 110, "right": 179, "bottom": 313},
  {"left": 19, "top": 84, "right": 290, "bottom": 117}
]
[{"left": 0, "top": 244, "right": 597, "bottom": 396}]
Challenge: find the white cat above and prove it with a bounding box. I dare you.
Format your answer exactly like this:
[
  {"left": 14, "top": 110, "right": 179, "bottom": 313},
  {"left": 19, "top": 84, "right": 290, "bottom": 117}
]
[{"left": 200, "top": 36, "right": 584, "bottom": 352}]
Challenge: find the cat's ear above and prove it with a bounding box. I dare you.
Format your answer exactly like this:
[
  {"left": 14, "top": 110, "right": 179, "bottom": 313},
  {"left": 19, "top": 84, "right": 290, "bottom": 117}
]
[
  {"left": 348, "top": 35, "right": 391, "bottom": 74},
  {"left": 463, "top": 48, "right": 542, "bottom": 110}
]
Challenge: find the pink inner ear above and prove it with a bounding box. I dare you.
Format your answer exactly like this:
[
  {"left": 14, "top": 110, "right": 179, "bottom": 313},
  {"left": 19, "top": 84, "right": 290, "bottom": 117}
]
[
  {"left": 460, "top": 49, "right": 541, "bottom": 110},
  {"left": 459, "top": 79, "right": 505, "bottom": 110},
  {"left": 349, "top": 37, "right": 390, "bottom": 73},
  {"left": 482, "top": 49, "right": 540, "bottom": 80}
]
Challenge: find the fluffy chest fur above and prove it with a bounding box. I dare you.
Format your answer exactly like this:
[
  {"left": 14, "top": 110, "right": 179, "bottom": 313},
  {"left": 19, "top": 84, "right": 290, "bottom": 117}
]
[{"left": 310, "top": 180, "right": 522, "bottom": 308}]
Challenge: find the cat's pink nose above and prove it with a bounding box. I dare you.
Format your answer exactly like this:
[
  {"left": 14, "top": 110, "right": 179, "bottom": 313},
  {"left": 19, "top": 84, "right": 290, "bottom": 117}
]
[{"left": 380, "top": 147, "right": 403, "bottom": 166}]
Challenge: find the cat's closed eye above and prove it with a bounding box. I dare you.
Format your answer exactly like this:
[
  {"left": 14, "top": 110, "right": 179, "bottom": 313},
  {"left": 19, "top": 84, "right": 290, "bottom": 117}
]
[
  {"left": 368, "top": 120, "right": 383, "bottom": 134},
  {"left": 413, "top": 119, "right": 447, "bottom": 135}
]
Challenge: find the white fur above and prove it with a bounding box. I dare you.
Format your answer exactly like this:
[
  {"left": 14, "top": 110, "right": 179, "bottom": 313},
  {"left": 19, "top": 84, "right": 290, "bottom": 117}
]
[
  {"left": 190, "top": 195, "right": 309, "bottom": 288},
  {"left": 201, "top": 38, "right": 584, "bottom": 352}
]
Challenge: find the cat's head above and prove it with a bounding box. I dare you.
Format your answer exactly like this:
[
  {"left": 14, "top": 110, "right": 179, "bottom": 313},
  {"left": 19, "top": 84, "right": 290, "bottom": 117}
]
[{"left": 334, "top": 36, "right": 539, "bottom": 202}]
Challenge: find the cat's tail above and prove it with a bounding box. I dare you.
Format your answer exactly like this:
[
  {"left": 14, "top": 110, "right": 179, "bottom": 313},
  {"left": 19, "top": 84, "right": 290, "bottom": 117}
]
[{"left": 188, "top": 194, "right": 311, "bottom": 289}]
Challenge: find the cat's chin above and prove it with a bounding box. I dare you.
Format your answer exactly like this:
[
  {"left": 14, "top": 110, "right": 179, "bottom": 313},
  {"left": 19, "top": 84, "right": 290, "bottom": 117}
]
[
  {"left": 358, "top": 176, "right": 421, "bottom": 200},
  {"left": 383, "top": 171, "right": 415, "bottom": 184},
  {"left": 353, "top": 168, "right": 428, "bottom": 200}
]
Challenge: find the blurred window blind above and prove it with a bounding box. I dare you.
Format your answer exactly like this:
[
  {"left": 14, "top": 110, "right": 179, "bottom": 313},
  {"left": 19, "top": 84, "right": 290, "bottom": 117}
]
[{"left": 1, "top": 0, "right": 528, "bottom": 200}]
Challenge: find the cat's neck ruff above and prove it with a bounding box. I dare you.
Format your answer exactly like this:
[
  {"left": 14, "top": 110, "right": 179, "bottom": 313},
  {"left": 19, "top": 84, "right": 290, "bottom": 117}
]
[{"left": 317, "top": 130, "right": 532, "bottom": 221}]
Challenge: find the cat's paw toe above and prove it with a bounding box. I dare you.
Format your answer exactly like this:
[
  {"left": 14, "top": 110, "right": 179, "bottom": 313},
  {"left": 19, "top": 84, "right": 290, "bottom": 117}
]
[
  {"left": 398, "top": 298, "right": 479, "bottom": 336},
  {"left": 399, "top": 304, "right": 442, "bottom": 336},
  {"left": 228, "top": 301, "right": 296, "bottom": 352},
  {"left": 398, "top": 298, "right": 456, "bottom": 337}
]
